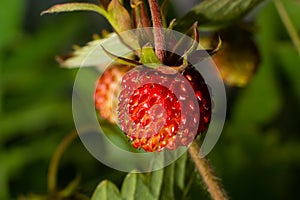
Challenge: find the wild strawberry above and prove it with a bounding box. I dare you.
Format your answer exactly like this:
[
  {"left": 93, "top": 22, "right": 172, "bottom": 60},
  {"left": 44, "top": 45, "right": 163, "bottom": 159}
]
[
  {"left": 200, "top": 26, "right": 259, "bottom": 87},
  {"left": 182, "top": 66, "right": 211, "bottom": 133},
  {"left": 118, "top": 65, "right": 211, "bottom": 152},
  {"left": 94, "top": 65, "right": 133, "bottom": 124}
]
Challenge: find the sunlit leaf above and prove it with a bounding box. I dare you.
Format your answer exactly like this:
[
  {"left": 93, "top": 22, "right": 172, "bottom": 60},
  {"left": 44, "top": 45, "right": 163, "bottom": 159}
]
[
  {"left": 148, "top": 169, "right": 164, "bottom": 198},
  {"left": 41, "top": 1, "right": 138, "bottom": 48},
  {"left": 91, "top": 152, "right": 188, "bottom": 200},
  {"left": 56, "top": 33, "right": 132, "bottom": 68},
  {"left": 107, "top": 0, "right": 132, "bottom": 32},
  {"left": 121, "top": 173, "right": 154, "bottom": 200},
  {"left": 91, "top": 180, "right": 122, "bottom": 200},
  {"left": 41, "top": 3, "right": 108, "bottom": 17},
  {"left": 107, "top": 0, "right": 140, "bottom": 49}
]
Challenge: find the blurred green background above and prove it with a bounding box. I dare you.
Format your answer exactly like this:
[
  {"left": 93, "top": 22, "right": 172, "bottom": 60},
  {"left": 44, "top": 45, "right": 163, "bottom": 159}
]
[{"left": 1, "top": 0, "right": 300, "bottom": 199}]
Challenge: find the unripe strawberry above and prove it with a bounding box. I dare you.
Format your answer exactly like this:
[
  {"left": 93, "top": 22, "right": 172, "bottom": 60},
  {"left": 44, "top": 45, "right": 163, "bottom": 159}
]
[
  {"left": 201, "top": 26, "right": 259, "bottom": 87},
  {"left": 94, "top": 65, "right": 133, "bottom": 124}
]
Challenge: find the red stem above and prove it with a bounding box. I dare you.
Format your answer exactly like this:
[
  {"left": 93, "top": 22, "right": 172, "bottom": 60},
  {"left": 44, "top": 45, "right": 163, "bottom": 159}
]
[
  {"left": 148, "top": 0, "right": 166, "bottom": 63},
  {"left": 140, "top": 0, "right": 151, "bottom": 27}
]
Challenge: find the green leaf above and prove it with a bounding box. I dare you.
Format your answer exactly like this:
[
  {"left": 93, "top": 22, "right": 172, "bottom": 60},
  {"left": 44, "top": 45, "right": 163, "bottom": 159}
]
[
  {"left": 41, "top": 3, "right": 108, "bottom": 17},
  {"left": 56, "top": 33, "right": 132, "bottom": 68},
  {"left": 101, "top": 122, "right": 139, "bottom": 152},
  {"left": 148, "top": 169, "right": 164, "bottom": 198},
  {"left": 174, "top": 153, "right": 188, "bottom": 190},
  {"left": 42, "top": 1, "right": 140, "bottom": 67},
  {"left": 121, "top": 173, "right": 154, "bottom": 200},
  {"left": 106, "top": 0, "right": 140, "bottom": 49},
  {"left": 174, "top": 0, "right": 264, "bottom": 31},
  {"left": 120, "top": 173, "right": 138, "bottom": 200},
  {"left": 91, "top": 180, "right": 122, "bottom": 200},
  {"left": 159, "top": 163, "right": 175, "bottom": 200},
  {"left": 91, "top": 152, "right": 189, "bottom": 200},
  {"left": 107, "top": 0, "right": 132, "bottom": 33},
  {"left": 41, "top": 1, "right": 136, "bottom": 42}
]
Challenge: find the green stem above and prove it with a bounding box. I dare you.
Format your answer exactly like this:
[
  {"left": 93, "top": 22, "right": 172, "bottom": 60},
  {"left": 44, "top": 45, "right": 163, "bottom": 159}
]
[
  {"left": 274, "top": 0, "right": 300, "bottom": 56},
  {"left": 188, "top": 141, "right": 229, "bottom": 200},
  {"left": 47, "top": 130, "right": 78, "bottom": 193}
]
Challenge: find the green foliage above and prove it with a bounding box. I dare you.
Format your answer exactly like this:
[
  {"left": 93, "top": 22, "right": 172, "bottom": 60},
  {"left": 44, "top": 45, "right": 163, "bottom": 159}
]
[
  {"left": 174, "top": 0, "right": 264, "bottom": 31},
  {"left": 91, "top": 180, "right": 122, "bottom": 200},
  {"left": 91, "top": 153, "right": 187, "bottom": 200}
]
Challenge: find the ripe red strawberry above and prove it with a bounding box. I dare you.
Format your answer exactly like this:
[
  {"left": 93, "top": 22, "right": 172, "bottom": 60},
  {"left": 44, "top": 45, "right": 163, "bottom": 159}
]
[
  {"left": 118, "top": 66, "right": 211, "bottom": 152},
  {"left": 182, "top": 66, "right": 211, "bottom": 133},
  {"left": 94, "top": 65, "right": 132, "bottom": 124}
]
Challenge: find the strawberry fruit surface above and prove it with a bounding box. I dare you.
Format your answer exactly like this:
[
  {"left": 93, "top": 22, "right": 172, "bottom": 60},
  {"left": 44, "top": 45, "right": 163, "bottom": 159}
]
[{"left": 118, "top": 65, "right": 211, "bottom": 152}]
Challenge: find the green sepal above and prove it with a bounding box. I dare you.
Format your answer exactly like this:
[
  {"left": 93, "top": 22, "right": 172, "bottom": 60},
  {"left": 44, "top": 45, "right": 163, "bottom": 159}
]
[
  {"left": 172, "top": 22, "right": 199, "bottom": 59},
  {"left": 187, "top": 36, "right": 222, "bottom": 64},
  {"left": 140, "top": 44, "right": 162, "bottom": 68},
  {"left": 101, "top": 46, "right": 141, "bottom": 66}
]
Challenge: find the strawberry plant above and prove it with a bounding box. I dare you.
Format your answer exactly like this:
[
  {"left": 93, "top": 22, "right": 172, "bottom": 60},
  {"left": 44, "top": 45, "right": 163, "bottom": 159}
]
[{"left": 1, "top": 0, "right": 300, "bottom": 200}]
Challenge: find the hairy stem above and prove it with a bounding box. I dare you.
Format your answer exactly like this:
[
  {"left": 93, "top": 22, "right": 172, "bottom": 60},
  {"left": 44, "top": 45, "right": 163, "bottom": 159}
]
[
  {"left": 140, "top": 0, "right": 151, "bottom": 28},
  {"left": 274, "top": 0, "right": 300, "bottom": 56},
  {"left": 148, "top": 0, "right": 166, "bottom": 62},
  {"left": 48, "top": 130, "right": 78, "bottom": 193},
  {"left": 188, "top": 141, "right": 229, "bottom": 200}
]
